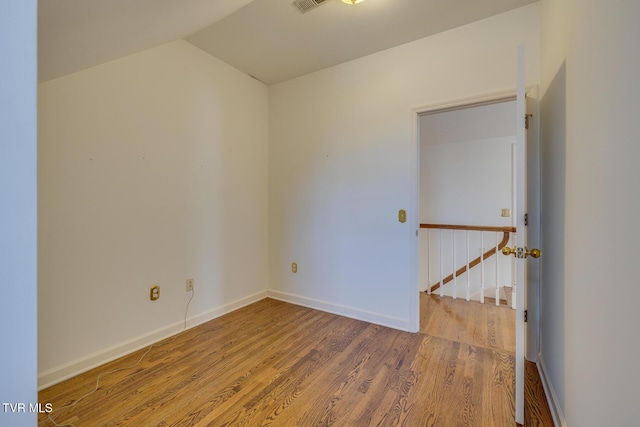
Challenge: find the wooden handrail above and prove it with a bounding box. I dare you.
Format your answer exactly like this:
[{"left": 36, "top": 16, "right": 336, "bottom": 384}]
[
  {"left": 420, "top": 223, "right": 516, "bottom": 233},
  {"left": 420, "top": 224, "right": 515, "bottom": 293}
]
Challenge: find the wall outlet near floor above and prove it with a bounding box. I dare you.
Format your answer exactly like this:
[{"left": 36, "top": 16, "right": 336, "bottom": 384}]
[{"left": 186, "top": 278, "right": 194, "bottom": 292}]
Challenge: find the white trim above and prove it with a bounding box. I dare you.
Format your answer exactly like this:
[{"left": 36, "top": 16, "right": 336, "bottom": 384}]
[
  {"left": 409, "top": 87, "right": 525, "bottom": 337},
  {"left": 537, "top": 352, "right": 568, "bottom": 427},
  {"left": 525, "top": 84, "right": 542, "bottom": 362},
  {"left": 408, "top": 108, "right": 420, "bottom": 333},
  {"left": 267, "top": 289, "right": 411, "bottom": 332},
  {"left": 514, "top": 45, "right": 526, "bottom": 424},
  {"left": 413, "top": 88, "right": 517, "bottom": 116},
  {"left": 38, "top": 291, "right": 268, "bottom": 390}
]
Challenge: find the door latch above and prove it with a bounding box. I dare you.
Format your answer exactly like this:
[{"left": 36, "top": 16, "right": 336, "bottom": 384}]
[{"left": 501, "top": 246, "right": 541, "bottom": 259}]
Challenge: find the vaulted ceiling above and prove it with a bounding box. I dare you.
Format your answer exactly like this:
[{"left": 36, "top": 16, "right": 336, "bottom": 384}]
[{"left": 39, "top": 0, "right": 537, "bottom": 84}]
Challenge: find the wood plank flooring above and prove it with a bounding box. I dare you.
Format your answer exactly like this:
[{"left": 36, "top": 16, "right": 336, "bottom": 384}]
[
  {"left": 39, "top": 296, "right": 554, "bottom": 426},
  {"left": 420, "top": 293, "right": 515, "bottom": 353}
]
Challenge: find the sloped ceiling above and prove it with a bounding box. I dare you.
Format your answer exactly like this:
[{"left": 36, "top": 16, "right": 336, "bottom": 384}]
[
  {"left": 39, "top": 0, "right": 537, "bottom": 84},
  {"left": 38, "top": 0, "right": 255, "bottom": 82}
]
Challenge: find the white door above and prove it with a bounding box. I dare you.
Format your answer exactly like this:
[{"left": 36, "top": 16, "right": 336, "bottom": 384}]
[
  {"left": 514, "top": 45, "right": 526, "bottom": 426},
  {"left": 508, "top": 44, "right": 541, "bottom": 425}
]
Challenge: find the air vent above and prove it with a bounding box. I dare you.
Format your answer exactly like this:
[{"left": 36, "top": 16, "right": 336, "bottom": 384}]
[{"left": 293, "top": 0, "right": 328, "bottom": 13}]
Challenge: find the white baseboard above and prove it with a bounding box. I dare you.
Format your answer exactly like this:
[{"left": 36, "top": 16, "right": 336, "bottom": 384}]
[
  {"left": 267, "top": 289, "right": 410, "bottom": 332},
  {"left": 537, "top": 352, "right": 568, "bottom": 427},
  {"left": 38, "top": 290, "right": 267, "bottom": 390}
]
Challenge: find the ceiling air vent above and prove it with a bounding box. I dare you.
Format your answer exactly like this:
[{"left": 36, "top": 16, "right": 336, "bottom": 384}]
[{"left": 293, "top": 0, "right": 328, "bottom": 13}]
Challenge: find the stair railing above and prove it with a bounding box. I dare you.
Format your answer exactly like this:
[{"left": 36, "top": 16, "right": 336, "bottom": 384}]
[{"left": 420, "top": 223, "right": 516, "bottom": 305}]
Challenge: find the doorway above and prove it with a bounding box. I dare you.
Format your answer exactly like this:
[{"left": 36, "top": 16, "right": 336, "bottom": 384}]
[
  {"left": 408, "top": 84, "right": 541, "bottom": 425},
  {"left": 412, "top": 96, "right": 519, "bottom": 352},
  {"left": 418, "top": 99, "right": 517, "bottom": 305}
]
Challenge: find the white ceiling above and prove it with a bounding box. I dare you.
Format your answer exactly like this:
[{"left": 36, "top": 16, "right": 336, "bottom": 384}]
[
  {"left": 38, "top": 0, "right": 255, "bottom": 82},
  {"left": 39, "top": 0, "right": 537, "bottom": 84}
]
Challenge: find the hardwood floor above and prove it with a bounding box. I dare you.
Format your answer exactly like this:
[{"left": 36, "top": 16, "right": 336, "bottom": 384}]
[
  {"left": 39, "top": 297, "right": 554, "bottom": 426},
  {"left": 420, "top": 293, "right": 515, "bottom": 353}
]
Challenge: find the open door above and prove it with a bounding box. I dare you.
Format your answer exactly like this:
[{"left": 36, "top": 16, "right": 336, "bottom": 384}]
[
  {"left": 410, "top": 46, "right": 539, "bottom": 424},
  {"left": 502, "top": 45, "right": 542, "bottom": 425},
  {"left": 514, "top": 44, "right": 527, "bottom": 426}
]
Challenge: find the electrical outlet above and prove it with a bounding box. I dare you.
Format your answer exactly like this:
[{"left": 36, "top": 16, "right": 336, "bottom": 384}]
[
  {"left": 186, "top": 278, "right": 194, "bottom": 292},
  {"left": 150, "top": 285, "right": 160, "bottom": 301}
]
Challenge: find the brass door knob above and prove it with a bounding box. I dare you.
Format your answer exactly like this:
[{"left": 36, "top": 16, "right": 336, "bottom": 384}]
[
  {"left": 528, "top": 248, "right": 542, "bottom": 258},
  {"left": 502, "top": 246, "right": 515, "bottom": 256},
  {"left": 501, "top": 246, "right": 541, "bottom": 258}
]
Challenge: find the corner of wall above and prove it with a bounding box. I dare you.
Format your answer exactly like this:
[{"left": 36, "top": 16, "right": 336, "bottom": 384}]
[
  {"left": 39, "top": 291, "right": 267, "bottom": 389},
  {"left": 266, "top": 290, "right": 411, "bottom": 332},
  {"left": 537, "top": 352, "right": 568, "bottom": 427}
]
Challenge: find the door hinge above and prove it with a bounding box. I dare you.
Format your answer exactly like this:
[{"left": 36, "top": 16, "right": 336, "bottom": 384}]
[
  {"left": 524, "top": 309, "right": 528, "bottom": 322},
  {"left": 524, "top": 213, "right": 528, "bottom": 226},
  {"left": 525, "top": 113, "right": 533, "bottom": 130}
]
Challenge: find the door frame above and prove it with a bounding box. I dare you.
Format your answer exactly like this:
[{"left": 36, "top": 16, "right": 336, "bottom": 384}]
[
  {"left": 407, "top": 88, "right": 540, "bottom": 356},
  {"left": 525, "top": 85, "right": 541, "bottom": 362}
]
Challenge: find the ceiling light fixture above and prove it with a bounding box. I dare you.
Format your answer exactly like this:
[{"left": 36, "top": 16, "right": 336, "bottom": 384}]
[{"left": 341, "top": 0, "right": 364, "bottom": 4}]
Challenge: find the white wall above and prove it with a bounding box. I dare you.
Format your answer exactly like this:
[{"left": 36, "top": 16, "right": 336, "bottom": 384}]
[
  {"left": 539, "top": 0, "right": 568, "bottom": 423},
  {"left": 420, "top": 137, "right": 514, "bottom": 225},
  {"left": 540, "top": 0, "right": 640, "bottom": 425},
  {"left": 419, "top": 101, "right": 516, "bottom": 226},
  {"left": 0, "top": 1, "right": 38, "bottom": 426},
  {"left": 269, "top": 4, "right": 540, "bottom": 330},
  {"left": 38, "top": 40, "right": 269, "bottom": 387}
]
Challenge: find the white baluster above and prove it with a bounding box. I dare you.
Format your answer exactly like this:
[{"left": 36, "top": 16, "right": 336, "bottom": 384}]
[
  {"left": 439, "top": 229, "right": 444, "bottom": 297},
  {"left": 466, "top": 231, "right": 470, "bottom": 301},
  {"left": 480, "top": 232, "right": 485, "bottom": 304},
  {"left": 452, "top": 230, "right": 457, "bottom": 299},
  {"left": 495, "top": 232, "right": 500, "bottom": 306},
  {"left": 427, "top": 229, "right": 431, "bottom": 295}
]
